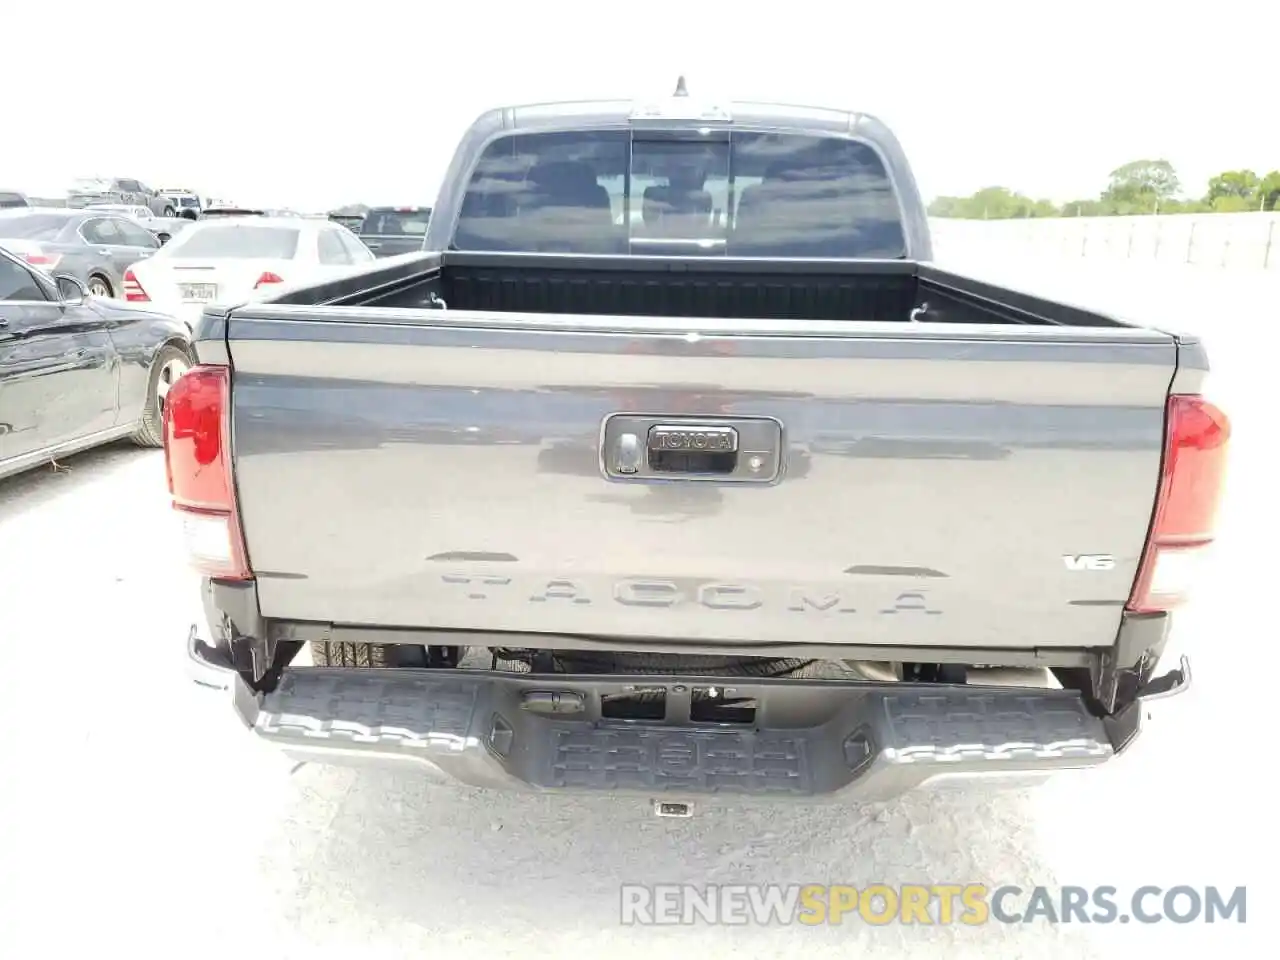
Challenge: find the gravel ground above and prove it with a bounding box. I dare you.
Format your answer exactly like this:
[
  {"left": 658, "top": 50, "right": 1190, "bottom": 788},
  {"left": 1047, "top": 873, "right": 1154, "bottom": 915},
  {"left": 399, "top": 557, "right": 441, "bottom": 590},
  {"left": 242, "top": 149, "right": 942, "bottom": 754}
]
[{"left": 0, "top": 258, "right": 1270, "bottom": 958}]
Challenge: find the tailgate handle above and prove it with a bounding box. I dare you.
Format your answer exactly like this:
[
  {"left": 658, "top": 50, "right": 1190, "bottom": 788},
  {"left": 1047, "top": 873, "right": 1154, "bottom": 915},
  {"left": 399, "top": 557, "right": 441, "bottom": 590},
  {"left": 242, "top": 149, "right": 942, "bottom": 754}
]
[
  {"left": 647, "top": 424, "right": 738, "bottom": 475},
  {"left": 601, "top": 414, "right": 782, "bottom": 484}
]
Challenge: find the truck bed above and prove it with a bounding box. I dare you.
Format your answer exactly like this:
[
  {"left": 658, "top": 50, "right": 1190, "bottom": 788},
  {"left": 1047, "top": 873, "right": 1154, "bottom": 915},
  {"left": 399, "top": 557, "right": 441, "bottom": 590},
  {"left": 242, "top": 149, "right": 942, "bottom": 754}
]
[
  {"left": 270, "top": 251, "right": 1137, "bottom": 328},
  {"left": 205, "top": 251, "right": 1187, "bottom": 659}
]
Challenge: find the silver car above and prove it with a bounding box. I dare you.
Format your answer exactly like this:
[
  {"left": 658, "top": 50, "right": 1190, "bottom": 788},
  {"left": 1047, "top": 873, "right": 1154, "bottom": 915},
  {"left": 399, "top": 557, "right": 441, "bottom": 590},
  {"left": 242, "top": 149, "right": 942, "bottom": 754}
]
[{"left": 0, "top": 207, "right": 161, "bottom": 299}]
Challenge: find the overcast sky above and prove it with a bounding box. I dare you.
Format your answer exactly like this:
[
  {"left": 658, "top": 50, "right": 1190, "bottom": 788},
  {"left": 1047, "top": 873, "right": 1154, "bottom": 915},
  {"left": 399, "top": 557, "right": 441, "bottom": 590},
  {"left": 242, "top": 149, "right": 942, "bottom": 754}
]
[{"left": 6, "top": 1, "right": 1275, "bottom": 210}]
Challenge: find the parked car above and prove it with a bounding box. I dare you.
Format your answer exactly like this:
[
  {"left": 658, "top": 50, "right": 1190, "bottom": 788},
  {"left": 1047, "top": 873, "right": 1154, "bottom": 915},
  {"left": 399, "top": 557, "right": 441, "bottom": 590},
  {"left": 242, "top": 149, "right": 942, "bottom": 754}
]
[
  {"left": 0, "top": 208, "right": 161, "bottom": 299},
  {"left": 0, "top": 246, "right": 192, "bottom": 479},
  {"left": 122, "top": 215, "right": 375, "bottom": 328},
  {"left": 82, "top": 204, "right": 193, "bottom": 245},
  {"left": 157, "top": 188, "right": 202, "bottom": 220},
  {"left": 357, "top": 206, "right": 431, "bottom": 257},
  {"left": 0, "top": 190, "right": 29, "bottom": 209},
  {"left": 180, "top": 88, "right": 1223, "bottom": 807},
  {"left": 65, "top": 178, "right": 176, "bottom": 217}
]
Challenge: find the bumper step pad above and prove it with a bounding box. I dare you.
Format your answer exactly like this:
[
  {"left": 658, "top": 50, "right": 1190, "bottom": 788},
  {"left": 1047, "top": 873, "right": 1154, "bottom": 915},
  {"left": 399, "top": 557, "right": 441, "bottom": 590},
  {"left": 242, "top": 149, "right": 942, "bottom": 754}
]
[{"left": 236, "top": 668, "right": 1118, "bottom": 801}]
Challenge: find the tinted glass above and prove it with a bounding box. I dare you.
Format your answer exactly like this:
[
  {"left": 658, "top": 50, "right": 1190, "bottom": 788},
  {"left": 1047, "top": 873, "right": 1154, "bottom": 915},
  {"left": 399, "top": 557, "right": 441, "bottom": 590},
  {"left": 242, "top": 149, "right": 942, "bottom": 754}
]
[
  {"left": 0, "top": 256, "right": 47, "bottom": 300},
  {"left": 364, "top": 208, "right": 431, "bottom": 236},
  {"left": 0, "top": 213, "right": 75, "bottom": 240},
  {"left": 455, "top": 130, "right": 905, "bottom": 258},
  {"left": 168, "top": 224, "right": 300, "bottom": 259},
  {"left": 178, "top": 197, "right": 200, "bottom": 207}
]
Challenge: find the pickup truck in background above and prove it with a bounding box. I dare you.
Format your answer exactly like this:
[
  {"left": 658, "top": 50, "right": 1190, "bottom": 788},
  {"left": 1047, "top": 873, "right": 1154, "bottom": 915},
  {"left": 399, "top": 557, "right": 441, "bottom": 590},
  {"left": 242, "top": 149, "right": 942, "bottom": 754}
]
[
  {"left": 358, "top": 205, "right": 431, "bottom": 257},
  {"left": 179, "top": 84, "right": 1228, "bottom": 809}
]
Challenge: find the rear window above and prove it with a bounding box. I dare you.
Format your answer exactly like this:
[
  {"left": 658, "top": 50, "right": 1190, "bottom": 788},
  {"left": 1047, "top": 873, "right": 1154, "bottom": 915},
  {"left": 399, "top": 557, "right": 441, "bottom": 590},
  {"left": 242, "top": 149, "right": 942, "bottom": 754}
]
[
  {"left": 454, "top": 129, "right": 905, "bottom": 258},
  {"left": 0, "top": 213, "right": 74, "bottom": 240},
  {"left": 364, "top": 208, "right": 431, "bottom": 236},
  {"left": 168, "top": 224, "right": 300, "bottom": 259},
  {"left": 178, "top": 196, "right": 200, "bottom": 207}
]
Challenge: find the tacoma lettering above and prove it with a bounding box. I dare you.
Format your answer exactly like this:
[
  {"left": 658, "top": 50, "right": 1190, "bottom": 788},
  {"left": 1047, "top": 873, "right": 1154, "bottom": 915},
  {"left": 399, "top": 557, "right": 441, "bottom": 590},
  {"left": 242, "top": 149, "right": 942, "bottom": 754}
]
[{"left": 440, "top": 575, "right": 941, "bottom": 615}]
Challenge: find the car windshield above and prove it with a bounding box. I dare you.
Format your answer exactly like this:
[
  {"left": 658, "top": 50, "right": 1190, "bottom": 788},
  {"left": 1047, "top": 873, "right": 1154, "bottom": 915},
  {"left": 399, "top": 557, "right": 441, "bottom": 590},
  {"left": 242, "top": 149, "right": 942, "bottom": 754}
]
[
  {"left": 364, "top": 209, "right": 431, "bottom": 236},
  {"left": 0, "top": 212, "right": 74, "bottom": 240},
  {"left": 454, "top": 129, "right": 906, "bottom": 258},
  {"left": 166, "top": 223, "right": 301, "bottom": 259}
]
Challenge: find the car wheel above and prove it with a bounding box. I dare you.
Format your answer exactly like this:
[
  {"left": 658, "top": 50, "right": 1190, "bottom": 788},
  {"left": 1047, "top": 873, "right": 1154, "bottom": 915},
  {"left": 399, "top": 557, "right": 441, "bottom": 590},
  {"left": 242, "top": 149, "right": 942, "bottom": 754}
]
[
  {"left": 88, "top": 275, "right": 113, "bottom": 298},
  {"left": 131, "top": 344, "right": 193, "bottom": 447},
  {"left": 162, "top": 206, "right": 175, "bottom": 217}
]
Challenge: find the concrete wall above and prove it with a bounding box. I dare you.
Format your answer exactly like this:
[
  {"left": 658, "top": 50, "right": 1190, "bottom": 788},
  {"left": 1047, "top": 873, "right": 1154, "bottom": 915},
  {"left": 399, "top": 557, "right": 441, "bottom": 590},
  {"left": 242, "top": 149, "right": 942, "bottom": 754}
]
[{"left": 930, "top": 212, "right": 1280, "bottom": 271}]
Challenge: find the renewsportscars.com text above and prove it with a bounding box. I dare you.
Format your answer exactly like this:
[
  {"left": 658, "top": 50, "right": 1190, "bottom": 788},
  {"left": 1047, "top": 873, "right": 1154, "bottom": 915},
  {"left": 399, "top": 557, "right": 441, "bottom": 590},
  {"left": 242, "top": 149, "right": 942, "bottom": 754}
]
[{"left": 619, "top": 884, "right": 1247, "bottom": 926}]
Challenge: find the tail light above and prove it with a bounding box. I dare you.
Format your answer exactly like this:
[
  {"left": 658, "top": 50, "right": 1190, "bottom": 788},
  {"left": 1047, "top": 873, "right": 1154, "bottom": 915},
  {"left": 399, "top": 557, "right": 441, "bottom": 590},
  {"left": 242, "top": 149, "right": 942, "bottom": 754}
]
[
  {"left": 123, "top": 268, "right": 150, "bottom": 302},
  {"left": 162, "top": 364, "right": 251, "bottom": 580},
  {"left": 254, "top": 271, "right": 284, "bottom": 289},
  {"left": 23, "top": 252, "right": 61, "bottom": 272},
  {"left": 1126, "top": 394, "right": 1230, "bottom": 613}
]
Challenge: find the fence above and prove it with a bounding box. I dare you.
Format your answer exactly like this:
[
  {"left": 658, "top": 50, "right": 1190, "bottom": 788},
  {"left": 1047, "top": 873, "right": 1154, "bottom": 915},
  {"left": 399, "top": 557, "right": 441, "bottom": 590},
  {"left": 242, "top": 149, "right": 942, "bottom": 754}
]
[{"left": 930, "top": 212, "right": 1280, "bottom": 270}]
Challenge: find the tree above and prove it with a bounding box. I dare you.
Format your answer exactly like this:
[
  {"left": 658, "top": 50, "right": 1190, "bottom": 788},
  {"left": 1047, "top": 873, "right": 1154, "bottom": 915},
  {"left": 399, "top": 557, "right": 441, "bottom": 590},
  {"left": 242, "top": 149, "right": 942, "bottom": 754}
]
[
  {"left": 1258, "top": 171, "right": 1280, "bottom": 212},
  {"left": 1206, "top": 170, "right": 1260, "bottom": 207},
  {"left": 928, "top": 186, "right": 1059, "bottom": 219},
  {"left": 928, "top": 158, "right": 1278, "bottom": 220},
  {"left": 1102, "top": 159, "right": 1180, "bottom": 208}
]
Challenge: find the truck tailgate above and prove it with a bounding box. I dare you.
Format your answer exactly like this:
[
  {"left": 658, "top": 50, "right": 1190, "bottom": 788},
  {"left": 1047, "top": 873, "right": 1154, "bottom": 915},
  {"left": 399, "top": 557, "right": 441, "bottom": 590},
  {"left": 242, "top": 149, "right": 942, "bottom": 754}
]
[{"left": 224, "top": 308, "right": 1176, "bottom": 650}]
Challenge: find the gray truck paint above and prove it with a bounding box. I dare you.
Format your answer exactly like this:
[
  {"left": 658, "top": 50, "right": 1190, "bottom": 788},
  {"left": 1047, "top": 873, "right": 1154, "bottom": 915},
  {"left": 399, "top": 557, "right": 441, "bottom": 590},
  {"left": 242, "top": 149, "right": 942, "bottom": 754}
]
[{"left": 225, "top": 307, "right": 1176, "bottom": 649}]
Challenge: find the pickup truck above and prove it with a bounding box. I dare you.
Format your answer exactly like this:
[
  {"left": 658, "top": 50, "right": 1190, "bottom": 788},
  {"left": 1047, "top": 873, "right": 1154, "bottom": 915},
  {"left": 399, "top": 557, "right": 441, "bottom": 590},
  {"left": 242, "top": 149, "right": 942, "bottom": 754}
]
[
  {"left": 358, "top": 205, "right": 432, "bottom": 257},
  {"left": 179, "top": 86, "right": 1228, "bottom": 809}
]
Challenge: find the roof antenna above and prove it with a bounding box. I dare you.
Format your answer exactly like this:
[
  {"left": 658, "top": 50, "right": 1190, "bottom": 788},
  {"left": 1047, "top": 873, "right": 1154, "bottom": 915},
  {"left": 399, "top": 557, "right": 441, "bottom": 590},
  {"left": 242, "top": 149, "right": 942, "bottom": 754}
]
[{"left": 673, "top": 75, "right": 689, "bottom": 97}]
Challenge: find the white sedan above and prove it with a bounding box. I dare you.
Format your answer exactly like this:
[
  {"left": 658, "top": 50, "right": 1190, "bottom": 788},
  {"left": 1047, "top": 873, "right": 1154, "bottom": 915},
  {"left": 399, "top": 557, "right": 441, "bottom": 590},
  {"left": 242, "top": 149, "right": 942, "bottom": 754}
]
[{"left": 122, "top": 216, "right": 376, "bottom": 327}]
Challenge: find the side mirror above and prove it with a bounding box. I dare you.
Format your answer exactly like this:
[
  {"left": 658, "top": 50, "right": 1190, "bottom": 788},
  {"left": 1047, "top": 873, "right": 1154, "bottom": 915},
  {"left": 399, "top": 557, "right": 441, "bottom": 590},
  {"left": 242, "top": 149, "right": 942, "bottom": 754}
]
[{"left": 54, "top": 274, "right": 87, "bottom": 305}]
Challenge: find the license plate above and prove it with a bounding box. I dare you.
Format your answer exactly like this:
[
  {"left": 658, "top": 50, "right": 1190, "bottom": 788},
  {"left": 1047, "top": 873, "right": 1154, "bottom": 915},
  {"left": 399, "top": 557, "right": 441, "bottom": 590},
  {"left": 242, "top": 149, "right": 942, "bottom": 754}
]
[{"left": 180, "top": 283, "right": 217, "bottom": 300}]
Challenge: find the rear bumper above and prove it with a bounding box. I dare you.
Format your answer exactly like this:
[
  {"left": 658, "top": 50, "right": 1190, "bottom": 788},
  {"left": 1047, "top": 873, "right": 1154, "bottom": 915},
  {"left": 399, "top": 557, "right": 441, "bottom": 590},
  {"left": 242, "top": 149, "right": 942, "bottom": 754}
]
[{"left": 187, "top": 627, "right": 1149, "bottom": 803}]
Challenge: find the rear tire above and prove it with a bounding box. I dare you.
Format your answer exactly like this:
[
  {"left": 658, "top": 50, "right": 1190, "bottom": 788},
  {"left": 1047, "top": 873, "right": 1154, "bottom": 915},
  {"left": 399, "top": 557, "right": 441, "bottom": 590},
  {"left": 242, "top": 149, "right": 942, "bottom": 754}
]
[
  {"left": 162, "top": 206, "right": 176, "bottom": 217},
  {"left": 309, "top": 642, "right": 428, "bottom": 667},
  {"left": 87, "top": 274, "right": 113, "bottom": 298},
  {"left": 131, "top": 344, "right": 192, "bottom": 447}
]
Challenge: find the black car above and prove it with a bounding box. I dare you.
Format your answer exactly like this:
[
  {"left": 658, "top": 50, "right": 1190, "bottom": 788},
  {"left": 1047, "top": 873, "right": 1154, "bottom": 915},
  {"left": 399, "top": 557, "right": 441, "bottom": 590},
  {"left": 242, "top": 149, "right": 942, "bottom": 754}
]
[{"left": 0, "top": 246, "right": 192, "bottom": 479}]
